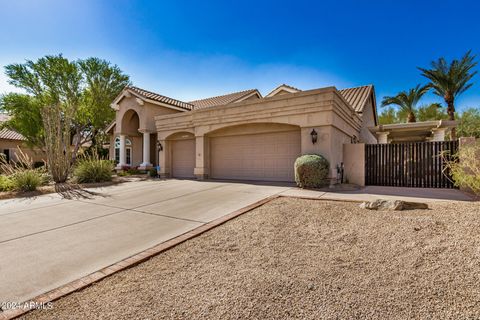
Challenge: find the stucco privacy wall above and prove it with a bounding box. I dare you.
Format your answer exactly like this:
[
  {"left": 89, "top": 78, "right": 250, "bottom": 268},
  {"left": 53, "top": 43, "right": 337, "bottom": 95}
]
[
  {"left": 343, "top": 143, "right": 365, "bottom": 186},
  {"left": 155, "top": 87, "right": 363, "bottom": 180}
]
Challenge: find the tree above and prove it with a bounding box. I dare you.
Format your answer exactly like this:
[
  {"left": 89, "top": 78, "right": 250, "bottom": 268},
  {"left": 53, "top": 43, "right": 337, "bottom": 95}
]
[
  {"left": 5, "top": 55, "right": 82, "bottom": 182},
  {"left": 457, "top": 107, "right": 480, "bottom": 138},
  {"left": 378, "top": 107, "right": 399, "bottom": 124},
  {"left": 3, "top": 54, "right": 130, "bottom": 182},
  {"left": 381, "top": 84, "right": 430, "bottom": 123},
  {"left": 419, "top": 51, "right": 477, "bottom": 140},
  {"left": 416, "top": 103, "right": 448, "bottom": 122},
  {"left": 0, "top": 93, "right": 44, "bottom": 148},
  {"left": 76, "top": 57, "right": 130, "bottom": 152}
]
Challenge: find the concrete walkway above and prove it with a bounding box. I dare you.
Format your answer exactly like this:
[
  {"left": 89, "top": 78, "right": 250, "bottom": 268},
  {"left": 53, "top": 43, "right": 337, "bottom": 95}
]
[
  {"left": 0, "top": 179, "right": 473, "bottom": 305},
  {"left": 0, "top": 179, "right": 290, "bottom": 304},
  {"left": 280, "top": 185, "right": 475, "bottom": 202}
]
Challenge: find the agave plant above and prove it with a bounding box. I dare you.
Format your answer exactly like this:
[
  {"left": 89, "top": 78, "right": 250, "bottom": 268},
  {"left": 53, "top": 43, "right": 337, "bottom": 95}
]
[
  {"left": 381, "top": 84, "right": 430, "bottom": 123},
  {"left": 419, "top": 51, "right": 477, "bottom": 139}
]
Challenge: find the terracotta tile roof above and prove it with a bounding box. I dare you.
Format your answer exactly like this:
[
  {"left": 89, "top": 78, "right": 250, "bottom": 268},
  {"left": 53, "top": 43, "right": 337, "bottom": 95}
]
[
  {"left": 338, "top": 85, "right": 374, "bottom": 113},
  {"left": 0, "top": 114, "right": 25, "bottom": 141},
  {"left": 128, "top": 86, "right": 194, "bottom": 110},
  {"left": 189, "top": 89, "right": 260, "bottom": 109}
]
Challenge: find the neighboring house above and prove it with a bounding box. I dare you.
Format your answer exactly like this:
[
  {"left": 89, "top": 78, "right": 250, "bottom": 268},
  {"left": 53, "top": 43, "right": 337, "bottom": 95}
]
[
  {"left": 0, "top": 114, "right": 46, "bottom": 164},
  {"left": 107, "top": 84, "right": 378, "bottom": 183}
]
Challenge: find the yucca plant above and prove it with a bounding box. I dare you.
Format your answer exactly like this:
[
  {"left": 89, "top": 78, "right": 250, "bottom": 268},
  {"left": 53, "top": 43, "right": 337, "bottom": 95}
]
[
  {"left": 381, "top": 84, "right": 430, "bottom": 123},
  {"left": 0, "top": 148, "right": 48, "bottom": 192},
  {"left": 419, "top": 51, "right": 478, "bottom": 139}
]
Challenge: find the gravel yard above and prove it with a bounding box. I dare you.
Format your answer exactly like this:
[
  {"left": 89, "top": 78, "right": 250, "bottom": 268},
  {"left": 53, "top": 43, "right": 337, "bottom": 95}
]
[{"left": 23, "top": 197, "right": 480, "bottom": 320}]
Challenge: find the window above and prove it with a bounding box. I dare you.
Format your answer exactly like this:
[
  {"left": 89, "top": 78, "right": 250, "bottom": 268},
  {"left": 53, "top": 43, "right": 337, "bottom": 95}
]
[{"left": 114, "top": 137, "right": 132, "bottom": 165}]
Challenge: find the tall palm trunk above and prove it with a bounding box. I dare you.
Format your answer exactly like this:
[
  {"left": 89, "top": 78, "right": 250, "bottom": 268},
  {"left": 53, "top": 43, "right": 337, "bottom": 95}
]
[
  {"left": 445, "top": 96, "right": 456, "bottom": 140},
  {"left": 407, "top": 111, "right": 416, "bottom": 123}
]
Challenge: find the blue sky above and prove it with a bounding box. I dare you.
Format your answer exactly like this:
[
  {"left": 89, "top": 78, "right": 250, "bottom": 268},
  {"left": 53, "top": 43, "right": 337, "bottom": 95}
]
[{"left": 1, "top": 0, "right": 479, "bottom": 110}]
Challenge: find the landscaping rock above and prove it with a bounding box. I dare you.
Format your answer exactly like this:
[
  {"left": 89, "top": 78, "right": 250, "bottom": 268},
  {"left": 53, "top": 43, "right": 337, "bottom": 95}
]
[{"left": 360, "top": 199, "right": 428, "bottom": 211}]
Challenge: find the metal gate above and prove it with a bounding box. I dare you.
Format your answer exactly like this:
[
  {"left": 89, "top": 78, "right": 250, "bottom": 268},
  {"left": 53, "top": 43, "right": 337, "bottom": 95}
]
[{"left": 365, "top": 141, "right": 458, "bottom": 188}]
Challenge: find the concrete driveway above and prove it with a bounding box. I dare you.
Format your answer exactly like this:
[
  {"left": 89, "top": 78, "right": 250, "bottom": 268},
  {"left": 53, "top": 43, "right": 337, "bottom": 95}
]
[{"left": 0, "top": 179, "right": 291, "bottom": 304}]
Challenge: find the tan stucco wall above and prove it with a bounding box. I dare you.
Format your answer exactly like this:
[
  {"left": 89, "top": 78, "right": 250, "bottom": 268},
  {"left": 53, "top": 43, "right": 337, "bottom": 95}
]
[
  {"left": 358, "top": 96, "right": 377, "bottom": 144},
  {"left": 0, "top": 140, "right": 46, "bottom": 163},
  {"left": 154, "top": 87, "right": 363, "bottom": 180},
  {"left": 343, "top": 143, "right": 365, "bottom": 186}
]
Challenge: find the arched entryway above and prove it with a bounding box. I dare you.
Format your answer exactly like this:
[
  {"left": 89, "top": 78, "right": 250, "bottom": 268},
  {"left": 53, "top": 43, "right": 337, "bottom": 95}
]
[{"left": 207, "top": 123, "right": 301, "bottom": 182}]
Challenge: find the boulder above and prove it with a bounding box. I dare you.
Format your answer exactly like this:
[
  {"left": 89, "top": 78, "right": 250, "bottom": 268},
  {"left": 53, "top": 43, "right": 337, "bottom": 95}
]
[{"left": 360, "top": 199, "right": 428, "bottom": 211}]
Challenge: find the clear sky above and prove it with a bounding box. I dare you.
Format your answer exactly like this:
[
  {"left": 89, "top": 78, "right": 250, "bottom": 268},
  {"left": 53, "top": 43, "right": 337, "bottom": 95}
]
[{"left": 1, "top": 0, "right": 479, "bottom": 110}]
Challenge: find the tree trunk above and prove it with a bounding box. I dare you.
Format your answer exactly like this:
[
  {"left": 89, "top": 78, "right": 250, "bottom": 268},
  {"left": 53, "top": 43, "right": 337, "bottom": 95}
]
[
  {"left": 446, "top": 98, "right": 456, "bottom": 140},
  {"left": 407, "top": 111, "right": 416, "bottom": 123}
]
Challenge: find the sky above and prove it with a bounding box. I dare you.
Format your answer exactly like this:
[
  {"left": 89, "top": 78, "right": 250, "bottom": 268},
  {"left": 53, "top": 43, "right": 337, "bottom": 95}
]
[{"left": 1, "top": 0, "right": 480, "bottom": 111}]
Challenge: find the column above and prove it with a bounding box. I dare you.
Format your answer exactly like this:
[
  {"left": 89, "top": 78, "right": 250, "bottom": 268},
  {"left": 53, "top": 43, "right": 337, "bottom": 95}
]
[
  {"left": 194, "top": 135, "right": 208, "bottom": 179},
  {"left": 431, "top": 128, "right": 447, "bottom": 141},
  {"left": 139, "top": 131, "right": 152, "bottom": 169},
  {"left": 376, "top": 132, "right": 390, "bottom": 144},
  {"left": 117, "top": 134, "right": 126, "bottom": 169}
]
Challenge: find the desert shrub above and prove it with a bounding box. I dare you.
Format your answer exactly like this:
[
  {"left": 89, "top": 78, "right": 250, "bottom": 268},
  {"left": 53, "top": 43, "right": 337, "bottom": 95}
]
[
  {"left": 0, "top": 175, "right": 14, "bottom": 192},
  {"left": 73, "top": 157, "right": 114, "bottom": 183},
  {"left": 11, "top": 169, "right": 45, "bottom": 192},
  {"left": 148, "top": 168, "right": 158, "bottom": 177},
  {"left": 445, "top": 140, "right": 480, "bottom": 194},
  {"left": 0, "top": 148, "right": 49, "bottom": 192},
  {"left": 294, "top": 154, "right": 330, "bottom": 188},
  {"left": 126, "top": 168, "right": 143, "bottom": 175}
]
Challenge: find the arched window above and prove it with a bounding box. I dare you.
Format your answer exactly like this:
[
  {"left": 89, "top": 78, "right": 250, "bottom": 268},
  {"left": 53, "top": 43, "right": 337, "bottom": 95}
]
[{"left": 114, "top": 137, "right": 132, "bottom": 165}]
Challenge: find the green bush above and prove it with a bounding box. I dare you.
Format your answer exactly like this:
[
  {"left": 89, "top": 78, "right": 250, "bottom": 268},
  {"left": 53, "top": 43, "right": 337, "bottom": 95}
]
[
  {"left": 73, "top": 159, "right": 114, "bottom": 183},
  {"left": 445, "top": 140, "right": 480, "bottom": 194},
  {"left": 0, "top": 175, "right": 14, "bottom": 192},
  {"left": 148, "top": 168, "right": 158, "bottom": 177},
  {"left": 294, "top": 154, "right": 330, "bottom": 188},
  {"left": 11, "top": 169, "right": 45, "bottom": 192}
]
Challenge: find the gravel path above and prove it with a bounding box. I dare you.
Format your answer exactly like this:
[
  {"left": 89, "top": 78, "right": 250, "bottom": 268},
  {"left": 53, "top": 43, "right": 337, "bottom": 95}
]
[{"left": 23, "top": 198, "right": 480, "bottom": 319}]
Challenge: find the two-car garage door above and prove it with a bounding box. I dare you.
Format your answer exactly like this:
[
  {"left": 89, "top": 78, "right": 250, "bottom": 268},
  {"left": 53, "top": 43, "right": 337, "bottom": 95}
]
[{"left": 210, "top": 130, "right": 301, "bottom": 182}]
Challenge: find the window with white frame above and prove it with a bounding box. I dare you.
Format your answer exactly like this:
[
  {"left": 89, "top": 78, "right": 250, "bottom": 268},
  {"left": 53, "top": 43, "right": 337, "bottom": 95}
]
[{"left": 114, "top": 137, "right": 132, "bottom": 165}]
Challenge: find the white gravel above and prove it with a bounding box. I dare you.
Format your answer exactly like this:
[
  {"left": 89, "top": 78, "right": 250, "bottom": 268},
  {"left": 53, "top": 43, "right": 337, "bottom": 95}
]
[{"left": 22, "top": 197, "right": 480, "bottom": 320}]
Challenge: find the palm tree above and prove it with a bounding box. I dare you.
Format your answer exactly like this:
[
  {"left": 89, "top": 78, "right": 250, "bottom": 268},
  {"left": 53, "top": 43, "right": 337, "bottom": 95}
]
[
  {"left": 418, "top": 51, "right": 477, "bottom": 140},
  {"left": 381, "top": 84, "right": 430, "bottom": 123}
]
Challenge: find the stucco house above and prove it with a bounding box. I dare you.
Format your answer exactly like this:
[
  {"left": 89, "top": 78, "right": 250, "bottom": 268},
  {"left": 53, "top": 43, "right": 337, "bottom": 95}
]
[
  {"left": 107, "top": 84, "right": 378, "bottom": 183},
  {"left": 0, "top": 114, "right": 45, "bottom": 164}
]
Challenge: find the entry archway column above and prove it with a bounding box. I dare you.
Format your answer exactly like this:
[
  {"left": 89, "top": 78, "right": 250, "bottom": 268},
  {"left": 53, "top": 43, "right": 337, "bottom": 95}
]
[{"left": 139, "top": 130, "right": 153, "bottom": 169}]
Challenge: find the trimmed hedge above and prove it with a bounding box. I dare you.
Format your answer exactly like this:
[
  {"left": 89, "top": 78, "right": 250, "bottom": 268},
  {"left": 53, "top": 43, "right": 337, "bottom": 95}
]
[{"left": 294, "top": 154, "right": 329, "bottom": 188}]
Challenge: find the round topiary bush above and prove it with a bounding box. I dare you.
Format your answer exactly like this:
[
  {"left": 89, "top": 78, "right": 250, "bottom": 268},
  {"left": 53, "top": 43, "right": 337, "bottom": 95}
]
[{"left": 294, "top": 154, "right": 329, "bottom": 188}]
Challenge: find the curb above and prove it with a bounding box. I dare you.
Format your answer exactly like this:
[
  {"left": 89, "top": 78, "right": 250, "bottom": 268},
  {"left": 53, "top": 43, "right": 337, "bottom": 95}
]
[{"left": 1, "top": 195, "right": 278, "bottom": 320}]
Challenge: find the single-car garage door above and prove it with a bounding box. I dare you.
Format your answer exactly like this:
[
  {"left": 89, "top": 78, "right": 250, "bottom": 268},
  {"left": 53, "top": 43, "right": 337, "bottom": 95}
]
[
  {"left": 210, "top": 130, "right": 301, "bottom": 182},
  {"left": 171, "top": 139, "right": 195, "bottom": 178}
]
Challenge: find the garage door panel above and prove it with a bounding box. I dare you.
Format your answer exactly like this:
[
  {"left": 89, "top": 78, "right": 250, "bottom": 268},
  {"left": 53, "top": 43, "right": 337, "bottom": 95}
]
[
  {"left": 172, "top": 139, "right": 195, "bottom": 178},
  {"left": 210, "top": 130, "right": 300, "bottom": 182}
]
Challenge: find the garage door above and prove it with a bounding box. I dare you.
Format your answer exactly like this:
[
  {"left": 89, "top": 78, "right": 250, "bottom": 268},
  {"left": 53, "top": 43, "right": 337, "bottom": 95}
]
[
  {"left": 171, "top": 139, "right": 195, "bottom": 178},
  {"left": 210, "top": 130, "right": 301, "bottom": 182}
]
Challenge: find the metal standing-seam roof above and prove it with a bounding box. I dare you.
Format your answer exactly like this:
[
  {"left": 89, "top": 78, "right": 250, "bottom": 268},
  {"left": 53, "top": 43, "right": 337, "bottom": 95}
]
[
  {"left": 338, "top": 85, "right": 374, "bottom": 113},
  {"left": 0, "top": 114, "right": 25, "bottom": 141},
  {"left": 189, "top": 89, "right": 261, "bottom": 109},
  {"left": 128, "top": 86, "right": 194, "bottom": 111}
]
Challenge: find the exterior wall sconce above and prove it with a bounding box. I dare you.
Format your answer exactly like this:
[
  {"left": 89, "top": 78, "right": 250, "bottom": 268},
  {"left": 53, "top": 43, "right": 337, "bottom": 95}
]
[
  {"left": 310, "top": 129, "right": 318, "bottom": 144},
  {"left": 157, "top": 141, "right": 163, "bottom": 151}
]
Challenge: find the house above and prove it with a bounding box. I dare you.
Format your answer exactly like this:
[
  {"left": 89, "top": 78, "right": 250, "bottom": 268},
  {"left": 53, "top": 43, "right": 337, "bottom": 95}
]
[
  {"left": 0, "top": 114, "right": 46, "bottom": 164},
  {"left": 107, "top": 84, "right": 378, "bottom": 182}
]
